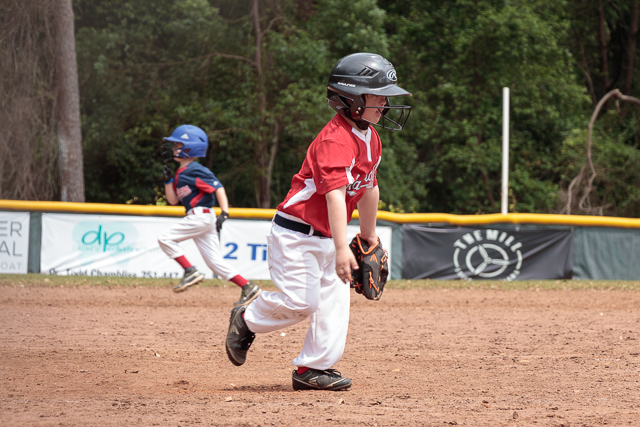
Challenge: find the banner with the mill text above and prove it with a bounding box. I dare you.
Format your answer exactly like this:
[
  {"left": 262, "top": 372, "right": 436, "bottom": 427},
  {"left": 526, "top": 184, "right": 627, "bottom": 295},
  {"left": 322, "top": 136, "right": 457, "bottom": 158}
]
[{"left": 402, "top": 225, "right": 573, "bottom": 281}]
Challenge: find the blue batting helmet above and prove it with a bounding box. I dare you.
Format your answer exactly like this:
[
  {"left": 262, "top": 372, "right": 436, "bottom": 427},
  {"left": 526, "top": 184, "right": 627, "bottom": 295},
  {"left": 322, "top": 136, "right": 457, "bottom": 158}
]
[{"left": 163, "top": 125, "right": 208, "bottom": 158}]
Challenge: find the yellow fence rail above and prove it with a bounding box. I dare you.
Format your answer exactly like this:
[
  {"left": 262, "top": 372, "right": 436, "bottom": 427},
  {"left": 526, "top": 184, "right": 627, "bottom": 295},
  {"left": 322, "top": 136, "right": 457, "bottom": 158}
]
[{"left": 2, "top": 200, "right": 640, "bottom": 228}]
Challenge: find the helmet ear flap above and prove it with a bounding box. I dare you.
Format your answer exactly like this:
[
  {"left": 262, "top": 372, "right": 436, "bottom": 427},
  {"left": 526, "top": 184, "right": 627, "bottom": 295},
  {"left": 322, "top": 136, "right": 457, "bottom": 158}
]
[
  {"left": 327, "top": 89, "right": 369, "bottom": 130},
  {"left": 354, "top": 94, "right": 367, "bottom": 117},
  {"left": 328, "top": 89, "right": 353, "bottom": 111}
]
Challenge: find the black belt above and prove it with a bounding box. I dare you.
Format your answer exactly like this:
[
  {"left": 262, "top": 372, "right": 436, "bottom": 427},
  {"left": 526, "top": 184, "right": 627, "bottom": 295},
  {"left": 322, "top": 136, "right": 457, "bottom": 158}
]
[{"left": 274, "top": 214, "right": 327, "bottom": 237}]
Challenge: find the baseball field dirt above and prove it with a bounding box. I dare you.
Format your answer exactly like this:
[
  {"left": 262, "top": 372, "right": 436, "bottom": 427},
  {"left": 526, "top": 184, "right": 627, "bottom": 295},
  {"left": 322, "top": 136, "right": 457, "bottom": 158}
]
[{"left": 1, "top": 276, "right": 639, "bottom": 426}]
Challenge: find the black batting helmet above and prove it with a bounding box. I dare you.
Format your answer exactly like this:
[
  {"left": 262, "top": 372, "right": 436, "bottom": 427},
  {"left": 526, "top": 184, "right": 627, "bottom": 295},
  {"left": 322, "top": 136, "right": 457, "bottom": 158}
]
[{"left": 327, "top": 52, "right": 411, "bottom": 131}]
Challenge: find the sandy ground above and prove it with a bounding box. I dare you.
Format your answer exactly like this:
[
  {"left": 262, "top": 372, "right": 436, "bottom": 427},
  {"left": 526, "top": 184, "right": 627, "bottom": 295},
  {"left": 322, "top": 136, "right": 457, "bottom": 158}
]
[{"left": 1, "top": 282, "right": 639, "bottom": 426}]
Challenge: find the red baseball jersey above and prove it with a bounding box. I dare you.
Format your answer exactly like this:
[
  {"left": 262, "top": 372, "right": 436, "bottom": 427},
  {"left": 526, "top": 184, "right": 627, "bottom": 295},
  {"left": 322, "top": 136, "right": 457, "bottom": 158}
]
[{"left": 277, "top": 114, "right": 381, "bottom": 237}]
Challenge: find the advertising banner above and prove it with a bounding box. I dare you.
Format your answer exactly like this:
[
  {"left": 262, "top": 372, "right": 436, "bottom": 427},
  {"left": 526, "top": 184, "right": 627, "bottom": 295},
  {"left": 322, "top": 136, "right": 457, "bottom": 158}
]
[
  {"left": 41, "top": 213, "right": 392, "bottom": 280},
  {"left": 402, "top": 225, "right": 573, "bottom": 281},
  {"left": 0, "top": 211, "right": 30, "bottom": 274},
  {"left": 219, "top": 221, "right": 392, "bottom": 280}
]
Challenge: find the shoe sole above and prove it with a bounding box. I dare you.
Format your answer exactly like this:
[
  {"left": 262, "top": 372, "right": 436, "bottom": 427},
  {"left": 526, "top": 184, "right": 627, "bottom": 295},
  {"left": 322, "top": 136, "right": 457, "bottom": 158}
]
[
  {"left": 225, "top": 345, "right": 243, "bottom": 367},
  {"left": 292, "top": 377, "right": 352, "bottom": 391},
  {"left": 233, "top": 287, "right": 262, "bottom": 306},
  {"left": 172, "top": 274, "right": 205, "bottom": 293},
  {"left": 225, "top": 307, "right": 246, "bottom": 366}
]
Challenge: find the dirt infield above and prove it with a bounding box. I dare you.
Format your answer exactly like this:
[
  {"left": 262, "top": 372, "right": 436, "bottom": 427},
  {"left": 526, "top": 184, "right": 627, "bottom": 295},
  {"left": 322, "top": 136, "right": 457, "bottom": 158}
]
[{"left": 1, "top": 279, "right": 639, "bottom": 426}]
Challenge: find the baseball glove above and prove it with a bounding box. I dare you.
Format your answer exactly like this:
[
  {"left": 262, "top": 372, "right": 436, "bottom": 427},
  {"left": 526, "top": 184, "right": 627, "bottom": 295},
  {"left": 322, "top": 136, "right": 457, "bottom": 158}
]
[
  {"left": 161, "top": 165, "right": 174, "bottom": 184},
  {"left": 349, "top": 234, "right": 389, "bottom": 301},
  {"left": 216, "top": 211, "right": 229, "bottom": 233}
]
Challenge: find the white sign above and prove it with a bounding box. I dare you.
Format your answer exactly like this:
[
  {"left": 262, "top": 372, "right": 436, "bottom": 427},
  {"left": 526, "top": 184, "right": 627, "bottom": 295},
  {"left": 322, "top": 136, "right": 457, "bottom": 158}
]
[
  {"left": 0, "top": 211, "right": 30, "bottom": 274},
  {"left": 40, "top": 213, "right": 392, "bottom": 281},
  {"left": 41, "top": 213, "right": 203, "bottom": 279},
  {"left": 220, "top": 220, "right": 392, "bottom": 280}
]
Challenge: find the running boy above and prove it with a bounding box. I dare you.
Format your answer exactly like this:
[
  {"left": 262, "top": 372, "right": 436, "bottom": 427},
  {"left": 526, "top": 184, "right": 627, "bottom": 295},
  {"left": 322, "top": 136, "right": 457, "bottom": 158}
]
[
  {"left": 224, "top": 53, "right": 412, "bottom": 390},
  {"left": 158, "top": 124, "right": 261, "bottom": 306}
]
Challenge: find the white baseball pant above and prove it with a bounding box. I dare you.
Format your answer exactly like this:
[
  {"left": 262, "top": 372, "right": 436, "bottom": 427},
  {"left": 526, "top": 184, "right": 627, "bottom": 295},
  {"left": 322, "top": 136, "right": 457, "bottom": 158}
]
[
  {"left": 157, "top": 207, "right": 239, "bottom": 281},
  {"left": 243, "top": 221, "right": 351, "bottom": 370}
]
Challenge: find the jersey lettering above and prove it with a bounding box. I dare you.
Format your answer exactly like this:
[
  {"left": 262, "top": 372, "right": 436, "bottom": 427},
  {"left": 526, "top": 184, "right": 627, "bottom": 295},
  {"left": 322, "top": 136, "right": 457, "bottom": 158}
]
[
  {"left": 176, "top": 185, "right": 192, "bottom": 200},
  {"left": 346, "top": 159, "right": 379, "bottom": 197},
  {"left": 277, "top": 114, "right": 381, "bottom": 236},
  {"left": 346, "top": 174, "right": 363, "bottom": 196}
]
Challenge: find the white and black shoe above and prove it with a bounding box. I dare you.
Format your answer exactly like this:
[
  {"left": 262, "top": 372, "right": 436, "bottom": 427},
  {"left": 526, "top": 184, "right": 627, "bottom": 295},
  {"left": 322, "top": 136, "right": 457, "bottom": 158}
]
[
  {"left": 234, "top": 281, "right": 261, "bottom": 306},
  {"left": 172, "top": 266, "right": 204, "bottom": 293},
  {"left": 292, "top": 368, "right": 352, "bottom": 391},
  {"left": 225, "top": 305, "right": 255, "bottom": 366}
]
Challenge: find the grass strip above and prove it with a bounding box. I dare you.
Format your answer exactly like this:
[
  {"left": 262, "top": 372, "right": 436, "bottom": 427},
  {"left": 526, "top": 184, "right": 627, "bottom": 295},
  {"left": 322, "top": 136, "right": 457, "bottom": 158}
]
[{"left": 1, "top": 274, "right": 639, "bottom": 291}]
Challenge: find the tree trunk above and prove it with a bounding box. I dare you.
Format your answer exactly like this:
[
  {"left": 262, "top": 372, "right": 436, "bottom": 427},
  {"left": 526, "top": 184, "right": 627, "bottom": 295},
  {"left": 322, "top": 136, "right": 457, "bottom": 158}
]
[
  {"left": 54, "top": 0, "right": 84, "bottom": 202},
  {"left": 264, "top": 123, "right": 280, "bottom": 207},
  {"left": 251, "top": 0, "right": 274, "bottom": 209},
  {"left": 623, "top": 0, "right": 638, "bottom": 96},
  {"left": 597, "top": 0, "right": 611, "bottom": 95}
]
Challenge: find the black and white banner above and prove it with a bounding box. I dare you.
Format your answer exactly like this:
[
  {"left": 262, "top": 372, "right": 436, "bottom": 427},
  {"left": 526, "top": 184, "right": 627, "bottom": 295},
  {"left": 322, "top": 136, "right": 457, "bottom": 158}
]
[{"left": 402, "top": 225, "right": 573, "bottom": 280}]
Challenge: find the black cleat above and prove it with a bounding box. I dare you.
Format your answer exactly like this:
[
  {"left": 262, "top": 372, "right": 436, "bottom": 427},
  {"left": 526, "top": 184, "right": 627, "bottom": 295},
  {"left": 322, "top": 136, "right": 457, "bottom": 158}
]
[
  {"left": 234, "top": 281, "right": 261, "bottom": 306},
  {"left": 292, "top": 368, "right": 352, "bottom": 391},
  {"left": 173, "top": 266, "right": 205, "bottom": 293},
  {"left": 225, "top": 305, "right": 255, "bottom": 366}
]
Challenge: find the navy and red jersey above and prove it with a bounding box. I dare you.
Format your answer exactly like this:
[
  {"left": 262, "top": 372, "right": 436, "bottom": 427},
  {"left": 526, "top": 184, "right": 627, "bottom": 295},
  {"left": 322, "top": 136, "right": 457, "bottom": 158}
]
[
  {"left": 173, "top": 162, "right": 223, "bottom": 212},
  {"left": 277, "top": 114, "right": 381, "bottom": 237}
]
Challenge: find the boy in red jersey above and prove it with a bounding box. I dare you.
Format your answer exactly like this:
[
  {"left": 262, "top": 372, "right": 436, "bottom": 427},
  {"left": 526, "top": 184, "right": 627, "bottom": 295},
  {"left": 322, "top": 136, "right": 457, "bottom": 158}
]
[{"left": 225, "top": 53, "right": 411, "bottom": 390}]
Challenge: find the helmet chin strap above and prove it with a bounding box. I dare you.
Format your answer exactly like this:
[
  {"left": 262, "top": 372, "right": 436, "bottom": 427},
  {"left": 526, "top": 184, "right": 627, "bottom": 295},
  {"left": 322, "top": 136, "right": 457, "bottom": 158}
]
[{"left": 354, "top": 118, "right": 370, "bottom": 131}]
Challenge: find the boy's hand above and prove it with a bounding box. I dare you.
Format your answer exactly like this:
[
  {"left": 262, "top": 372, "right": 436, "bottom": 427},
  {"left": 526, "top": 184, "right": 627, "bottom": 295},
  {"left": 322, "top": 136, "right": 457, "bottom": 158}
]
[
  {"left": 359, "top": 232, "right": 379, "bottom": 248},
  {"left": 336, "top": 245, "right": 358, "bottom": 284}
]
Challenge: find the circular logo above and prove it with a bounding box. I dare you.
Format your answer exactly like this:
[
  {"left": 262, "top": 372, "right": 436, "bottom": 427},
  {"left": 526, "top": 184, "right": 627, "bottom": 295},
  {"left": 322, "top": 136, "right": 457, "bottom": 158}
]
[
  {"left": 452, "top": 229, "right": 523, "bottom": 281},
  {"left": 386, "top": 69, "right": 397, "bottom": 81}
]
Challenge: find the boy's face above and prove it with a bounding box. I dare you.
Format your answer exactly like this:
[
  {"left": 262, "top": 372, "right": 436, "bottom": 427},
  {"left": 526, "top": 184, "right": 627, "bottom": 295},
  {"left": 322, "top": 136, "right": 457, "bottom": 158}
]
[
  {"left": 172, "top": 143, "right": 184, "bottom": 161},
  {"left": 361, "top": 95, "right": 388, "bottom": 125}
]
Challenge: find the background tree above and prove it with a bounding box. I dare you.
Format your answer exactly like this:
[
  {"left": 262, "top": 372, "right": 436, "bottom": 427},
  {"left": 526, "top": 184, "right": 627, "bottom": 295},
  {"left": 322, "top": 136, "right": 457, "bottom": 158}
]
[
  {"left": 559, "top": 0, "right": 640, "bottom": 215},
  {"left": 383, "top": 0, "right": 589, "bottom": 214},
  {"left": 75, "top": 0, "right": 389, "bottom": 208},
  {"left": 0, "top": 0, "right": 84, "bottom": 202},
  {"left": 0, "top": 1, "right": 59, "bottom": 200},
  {"left": 4, "top": 0, "right": 632, "bottom": 216},
  {"left": 55, "top": 0, "right": 85, "bottom": 202}
]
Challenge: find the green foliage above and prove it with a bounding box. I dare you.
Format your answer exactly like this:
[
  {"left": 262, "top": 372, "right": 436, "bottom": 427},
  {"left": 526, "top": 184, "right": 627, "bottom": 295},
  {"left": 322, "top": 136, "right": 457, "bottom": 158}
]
[
  {"left": 74, "top": 0, "right": 640, "bottom": 216},
  {"left": 384, "top": 0, "right": 590, "bottom": 214},
  {"left": 560, "top": 110, "right": 640, "bottom": 217},
  {"left": 76, "top": 0, "right": 226, "bottom": 205},
  {"left": 311, "top": 0, "right": 389, "bottom": 58}
]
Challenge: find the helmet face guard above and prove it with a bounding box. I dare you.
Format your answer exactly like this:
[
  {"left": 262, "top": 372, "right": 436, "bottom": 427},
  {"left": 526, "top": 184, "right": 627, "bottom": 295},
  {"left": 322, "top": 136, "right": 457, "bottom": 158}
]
[
  {"left": 368, "top": 102, "right": 412, "bottom": 132},
  {"left": 160, "top": 141, "right": 198, "bottom": 162},
  {"left": 327, "top": 53, "right": 412, "bottom": 131},
  {"left": 328, "top": 89, "right": 412, "bottom": 131},
  {"left": 160, "top": 142, "right": 177, "bottom": 163}
]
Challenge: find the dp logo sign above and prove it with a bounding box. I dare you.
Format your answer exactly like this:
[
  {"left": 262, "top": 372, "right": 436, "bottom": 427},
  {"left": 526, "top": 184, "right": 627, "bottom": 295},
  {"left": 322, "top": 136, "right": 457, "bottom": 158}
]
[{"left": 72, "top": 221, "right": 138, "bottom": 253}]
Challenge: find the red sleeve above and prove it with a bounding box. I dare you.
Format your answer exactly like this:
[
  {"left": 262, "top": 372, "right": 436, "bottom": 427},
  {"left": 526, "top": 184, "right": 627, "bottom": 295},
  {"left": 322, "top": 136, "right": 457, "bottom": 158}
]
[
  {"left": 311, "top": 138, "right": 356, "bottom": 195},
  {"left": 195, "top": 177, "right": 216, "bottom": 194}
]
